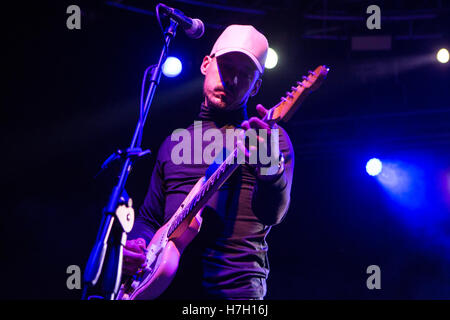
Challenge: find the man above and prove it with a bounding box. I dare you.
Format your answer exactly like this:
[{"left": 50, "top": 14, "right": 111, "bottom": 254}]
[{"left": 123, "top": 25, "right": 294, "bottom": 299}]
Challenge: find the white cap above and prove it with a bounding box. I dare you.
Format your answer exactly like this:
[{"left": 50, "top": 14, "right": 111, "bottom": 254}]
[{"left": 210, "top": 25, "right": 269, "bottom": 74}]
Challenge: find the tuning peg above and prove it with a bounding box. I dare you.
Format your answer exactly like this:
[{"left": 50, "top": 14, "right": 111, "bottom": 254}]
[
  {"left": 296, "top": 81, "right": 303, "bottom": 86},
  {"left": 286, "top": 92, "right": 294, "bottom": 98},
  {"left": 308, "top": 70, "right": 316, "bottom": 76},
  {"left": 302, "top": 76, "right": 308, "bottom": 81},
  {"left": 291, "top": 86, "right": 298, "bottom": 91},
  {"left": 281, "top": 97, "right": 287, "bottom": 102}
]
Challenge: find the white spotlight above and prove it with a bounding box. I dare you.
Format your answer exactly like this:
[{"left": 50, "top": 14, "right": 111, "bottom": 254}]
[
  {"left": 265, "top": 48, "right": 278, "bottom": 69},
  {"left": 436, "top": 48, "right": 449, "bottom": 64},
  {"left": 366, "top": 158, "right": 383, "bottom": 176}
]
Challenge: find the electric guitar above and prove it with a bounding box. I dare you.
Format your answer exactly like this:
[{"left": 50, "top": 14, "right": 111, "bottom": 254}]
[{"left": 116, "top": 65, "right": 329, "bottom": 300}]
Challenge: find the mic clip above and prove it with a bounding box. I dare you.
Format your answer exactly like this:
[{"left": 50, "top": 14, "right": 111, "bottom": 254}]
[{"left": 95, "top": 148, "right": 151, "bottom": 178}]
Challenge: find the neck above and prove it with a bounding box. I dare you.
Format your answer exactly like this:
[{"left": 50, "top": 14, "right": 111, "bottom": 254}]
[{"left": 198, "top": 102, "right": 248, "bottom": 127}]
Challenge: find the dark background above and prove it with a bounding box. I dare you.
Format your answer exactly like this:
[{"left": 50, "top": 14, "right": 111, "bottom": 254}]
[{"left": 2, "top": 0, "right": 449, "bottom": 299}]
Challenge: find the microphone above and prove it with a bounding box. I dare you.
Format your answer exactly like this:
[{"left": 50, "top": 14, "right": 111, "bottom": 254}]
[{"left": 157, "top": 3, "right": 204, "bottom": 39}]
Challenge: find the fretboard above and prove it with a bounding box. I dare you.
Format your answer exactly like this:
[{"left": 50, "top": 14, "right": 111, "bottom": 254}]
[{"left": 167, "top": 147, "right": 241, "bottom": 237}]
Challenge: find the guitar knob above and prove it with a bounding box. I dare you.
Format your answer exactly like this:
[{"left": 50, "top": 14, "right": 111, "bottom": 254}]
[{"left": 131, "top": 280, "right": 140, "bottom": 289}]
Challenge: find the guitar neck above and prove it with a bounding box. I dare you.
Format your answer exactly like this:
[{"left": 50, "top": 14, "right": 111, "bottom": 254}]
[
  {"left": 167, "top": 65, "right": 329, "bottom": 238},
  {"left": 167, "top": 148, "right": 240, "bottom": 238}
]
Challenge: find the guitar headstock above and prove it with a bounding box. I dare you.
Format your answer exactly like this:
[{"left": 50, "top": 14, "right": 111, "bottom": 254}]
[
  {"left": 302, "top": 65, "right": 329, "bottom": 92},
  {"left": 269, "top": 65, "right": 329, "bottom": 122}
]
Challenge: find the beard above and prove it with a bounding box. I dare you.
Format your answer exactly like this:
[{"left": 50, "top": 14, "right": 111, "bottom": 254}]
[
  {"left": 203, "top": 83, "right": 244, "bottom": 111},
  {"left": 203, "top": 85, "right": 227, "bottom": 110}
]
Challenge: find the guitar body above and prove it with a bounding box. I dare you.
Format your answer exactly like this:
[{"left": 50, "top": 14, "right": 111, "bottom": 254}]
[{"left": 116, "top": 178, "right": 205, "bottom": 300}]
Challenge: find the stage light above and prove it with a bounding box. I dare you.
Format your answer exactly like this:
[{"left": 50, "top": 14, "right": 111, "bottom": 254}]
[
  {"left": 162, "top": 56, "right": 182, "bottom": 77},
  {"left": 375, "top": 160, "right": 427, "bottom": 212},
  {"left": 265, "top": 48, "right": 278, "bottom": 69},
  {"left": 366, "top": 158, "right": 382, "bottom": 176},
  {"left": 436, "top": 48, "right": 449, "bottom": 64}
]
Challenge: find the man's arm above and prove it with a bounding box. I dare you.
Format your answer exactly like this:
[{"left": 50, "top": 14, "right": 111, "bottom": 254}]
[{"left": 251, "top": 126, "right": 294, "bottom": 225}]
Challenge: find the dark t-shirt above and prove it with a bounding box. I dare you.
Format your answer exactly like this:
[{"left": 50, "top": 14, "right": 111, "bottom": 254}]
[{"left": 129, "top": 103, "right": 294, "bottom": 299}]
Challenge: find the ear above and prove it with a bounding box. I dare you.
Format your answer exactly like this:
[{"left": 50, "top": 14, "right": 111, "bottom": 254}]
[
  {"left": 250, "top": 77, "right": 262, "bottom": 97},
  {"left": 200, "top": 55, "right": 212, "bottom": 75}
]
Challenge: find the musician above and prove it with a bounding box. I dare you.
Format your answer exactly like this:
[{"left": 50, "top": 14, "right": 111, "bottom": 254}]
[{"left": 123, "top": 25, "right": 294, "bottom": 300}]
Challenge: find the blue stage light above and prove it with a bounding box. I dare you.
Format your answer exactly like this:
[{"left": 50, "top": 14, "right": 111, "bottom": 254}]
[
  {"left": 366, "top": 158, "right": 382, "bottom": 176},
  {"left": 162, "top": 56, "right": 182, "bottom": 77},
  {"left": 376, "top": 160, "right": 426, "bottom": 212}
]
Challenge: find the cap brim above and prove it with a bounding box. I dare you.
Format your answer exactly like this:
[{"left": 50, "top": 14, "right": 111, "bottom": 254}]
[{"left": 213, "top": 47, "right": 264, "bottom": 74}]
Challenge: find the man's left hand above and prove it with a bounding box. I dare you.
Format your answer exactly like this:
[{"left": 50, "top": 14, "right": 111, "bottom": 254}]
[{"left": 238, "top": 104, "right": 283, "bottom": 179}]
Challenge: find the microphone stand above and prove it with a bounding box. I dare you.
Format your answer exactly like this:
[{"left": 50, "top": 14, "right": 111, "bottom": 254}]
[{"left": 82, "top": 19, "right": 179, "bottom": 300}]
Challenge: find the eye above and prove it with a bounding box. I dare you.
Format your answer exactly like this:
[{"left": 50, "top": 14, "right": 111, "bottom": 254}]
[{"left": 238, "top": 70, "right": 253, "bottom": 81}]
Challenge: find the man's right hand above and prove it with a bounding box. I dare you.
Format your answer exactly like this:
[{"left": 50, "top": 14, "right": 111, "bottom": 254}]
[{"left": 122, "top": 238, "right": 147, "bottom": 276}]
